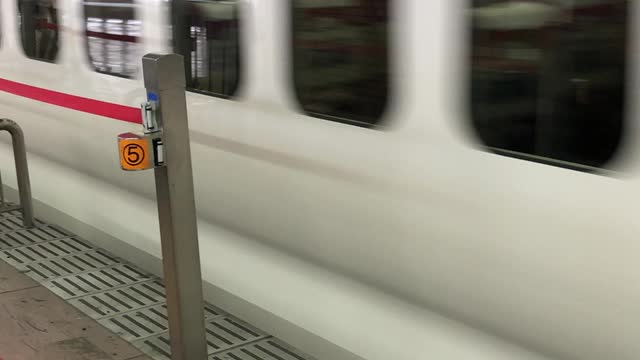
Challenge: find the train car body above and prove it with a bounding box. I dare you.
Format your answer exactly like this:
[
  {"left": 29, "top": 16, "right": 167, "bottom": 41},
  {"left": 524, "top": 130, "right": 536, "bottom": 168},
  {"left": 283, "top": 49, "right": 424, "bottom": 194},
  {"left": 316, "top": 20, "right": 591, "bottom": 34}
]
[{"left": 0, "top": 1, "right": 638, "bottom": 359}]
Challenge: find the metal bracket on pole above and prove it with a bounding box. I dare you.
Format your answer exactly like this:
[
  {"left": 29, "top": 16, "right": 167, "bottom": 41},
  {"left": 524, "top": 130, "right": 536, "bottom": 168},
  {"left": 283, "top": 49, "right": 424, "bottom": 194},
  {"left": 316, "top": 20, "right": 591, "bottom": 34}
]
[
  {"left": 117, "top": 54, "right": 207, "bottom": 360},
  {"left": 0, "top": 119, "right": 34, "bottom": 228}
]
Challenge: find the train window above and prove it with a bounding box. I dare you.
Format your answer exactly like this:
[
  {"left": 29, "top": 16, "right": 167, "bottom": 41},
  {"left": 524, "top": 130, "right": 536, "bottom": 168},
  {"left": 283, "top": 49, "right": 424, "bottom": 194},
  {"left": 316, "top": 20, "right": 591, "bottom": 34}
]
[
  {"left": 470, "top": 0, "right": 628, "bottom": 169},
  {"left": 17, "top": 0, "right": 59, "bottom": 62},
  {"left": 171, "top": 0, "right": 241, "bottom": 98},
  {"left": 291, "top": 0, "right": 389, "bottom": 127},
  {"left": 84, "top": 0, "right": 141, "bottom": 78}
]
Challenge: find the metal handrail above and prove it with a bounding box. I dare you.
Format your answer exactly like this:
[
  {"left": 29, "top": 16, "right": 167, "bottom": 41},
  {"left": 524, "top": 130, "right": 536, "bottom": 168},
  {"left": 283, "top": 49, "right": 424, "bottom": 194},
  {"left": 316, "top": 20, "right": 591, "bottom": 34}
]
[{"left": 0, "top": 119, "right": 34, "bottom": 228}]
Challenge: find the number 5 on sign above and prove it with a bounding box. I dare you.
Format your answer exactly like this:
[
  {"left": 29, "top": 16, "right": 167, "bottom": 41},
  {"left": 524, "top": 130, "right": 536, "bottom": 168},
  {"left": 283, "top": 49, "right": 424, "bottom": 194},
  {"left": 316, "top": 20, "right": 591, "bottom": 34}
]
[{"left": 118, "top": 132, "right": 153, "bottom": 170}]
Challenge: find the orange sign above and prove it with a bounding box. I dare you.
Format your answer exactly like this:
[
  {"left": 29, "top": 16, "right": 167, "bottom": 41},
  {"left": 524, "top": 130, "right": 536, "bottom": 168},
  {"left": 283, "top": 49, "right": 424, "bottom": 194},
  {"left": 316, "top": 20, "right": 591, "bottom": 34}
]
[{"left": 118, "top": 132, "right": 153, "bottom": 171}]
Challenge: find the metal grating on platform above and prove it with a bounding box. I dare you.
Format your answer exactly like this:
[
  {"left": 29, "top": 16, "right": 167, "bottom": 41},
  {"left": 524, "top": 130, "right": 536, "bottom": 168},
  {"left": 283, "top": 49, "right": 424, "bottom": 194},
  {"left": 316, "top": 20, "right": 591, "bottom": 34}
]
[
  {"left": 68, "top": 280, "right": 167, "bottom": 318},
  {"left": 210, "top": 339, "right": 315, "bottom": 360},
  {"left": 0, "top": 214, "right": 44, "bottom": 233},
  {"left": 103, "top": 304, "right": 172, "bottom": 341},
  {"left": 0, "top": 224, "right": 69, "bottom": 249},
  {"left": 135, "top": 316, "right": 268, "bottom": 359},
  {"left": 0, "top": 207, "right": 25, "bottom": 219},
  {"left": 100, "top": 302, "right": 224, "bottom": 341},
  {"left": 42, "top": 264, "right": 152, "bottom": 299},
  {"left": 202, "top": 317, "right": 268, "bottom": 351},
  {"left": 7, "top": 249, "right": 120, "bottom": 281},
  {"left": 0, "top": 203, "right": 316, "bottom": 360},
  {"left": 1, "top": 237, "right": 93, "bottom": 266}
]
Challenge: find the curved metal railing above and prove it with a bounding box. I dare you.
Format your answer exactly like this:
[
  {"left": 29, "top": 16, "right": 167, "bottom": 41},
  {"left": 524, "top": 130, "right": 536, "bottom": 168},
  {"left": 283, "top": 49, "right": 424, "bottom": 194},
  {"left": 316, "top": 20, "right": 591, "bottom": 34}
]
[{"left": 0, "top": 119, "right": 34, "bottom": 228}]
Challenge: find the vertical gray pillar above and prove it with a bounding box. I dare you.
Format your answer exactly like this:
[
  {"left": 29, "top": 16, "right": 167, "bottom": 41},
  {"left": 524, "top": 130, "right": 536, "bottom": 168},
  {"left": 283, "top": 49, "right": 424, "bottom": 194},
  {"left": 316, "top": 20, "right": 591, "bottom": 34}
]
[{"left": 142, "top": 54, "right": 207, "bottom": 360}]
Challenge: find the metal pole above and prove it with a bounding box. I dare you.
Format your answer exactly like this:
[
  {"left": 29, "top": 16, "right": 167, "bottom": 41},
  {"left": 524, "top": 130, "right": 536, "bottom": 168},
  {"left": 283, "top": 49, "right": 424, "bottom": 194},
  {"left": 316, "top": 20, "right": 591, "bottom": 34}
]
[
  {"left": 142, "top": 54, "right": 207, "bottom": 360},
  {"left": 0, "top": 170, "right": 4, "bottom": 206},
  {"left": 0, "top": 119, "right": 34, "bottom": 228}
]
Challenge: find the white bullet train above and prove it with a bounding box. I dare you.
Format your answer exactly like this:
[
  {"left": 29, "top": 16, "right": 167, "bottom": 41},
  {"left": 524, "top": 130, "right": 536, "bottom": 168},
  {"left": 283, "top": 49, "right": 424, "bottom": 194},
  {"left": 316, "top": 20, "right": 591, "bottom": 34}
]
[{"left": 0, "top": 0, "right": 637, "bottom": 359}]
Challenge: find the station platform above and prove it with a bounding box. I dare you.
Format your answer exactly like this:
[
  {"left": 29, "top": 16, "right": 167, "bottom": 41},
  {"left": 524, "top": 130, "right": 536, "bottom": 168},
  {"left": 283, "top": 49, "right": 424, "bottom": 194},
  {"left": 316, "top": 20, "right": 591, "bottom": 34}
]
[
  {"left": 0, "top": 257, "right": 150, "bottom": 360},
  {"left": 0, "top": 204, "right": 314, "bottom": 360}
]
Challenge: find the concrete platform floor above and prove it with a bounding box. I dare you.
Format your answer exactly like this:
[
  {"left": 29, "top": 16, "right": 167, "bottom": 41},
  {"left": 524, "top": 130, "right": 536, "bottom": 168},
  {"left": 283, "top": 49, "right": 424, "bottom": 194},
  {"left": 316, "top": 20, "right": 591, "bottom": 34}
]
[{"left": 0, "top": 259, "right": 150, "bottom": 360}]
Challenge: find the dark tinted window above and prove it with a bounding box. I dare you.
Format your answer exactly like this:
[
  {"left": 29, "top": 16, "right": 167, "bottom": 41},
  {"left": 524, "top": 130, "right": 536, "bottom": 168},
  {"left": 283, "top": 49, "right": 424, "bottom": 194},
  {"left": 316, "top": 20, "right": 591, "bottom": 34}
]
[
  {"left": 171, "top": 0, "right": 241, "bottom": 98},
  {"left": 471, "top": 0, "right": 628, "bottom": 169},
  {"left": 84, "top": 0, "right": 141, "bottom": 78},
  {"left": 291, "top": 0, "right": 389, "bottom": 127},
  {"left": 17, "top": 0, "right": 59, "bottom": 62}
]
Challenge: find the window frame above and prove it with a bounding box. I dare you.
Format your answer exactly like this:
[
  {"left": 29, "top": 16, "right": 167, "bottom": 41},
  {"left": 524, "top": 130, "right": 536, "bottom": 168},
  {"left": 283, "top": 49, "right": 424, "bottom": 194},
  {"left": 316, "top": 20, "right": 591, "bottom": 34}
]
[
  {"left": 82, "top": 0, "right": 142, "bottom": 79},
  {"left": 170, "top": 0, "right": 242, "bottom": 99},
  {"left": 17, "top": 0, "right": 60, "bottom": 63},
  {"left": 288, "top": 0, "right": 391, "bottom": 129},
  {"left": 466, "top": 0, "right": 630, "bottom": 173}
]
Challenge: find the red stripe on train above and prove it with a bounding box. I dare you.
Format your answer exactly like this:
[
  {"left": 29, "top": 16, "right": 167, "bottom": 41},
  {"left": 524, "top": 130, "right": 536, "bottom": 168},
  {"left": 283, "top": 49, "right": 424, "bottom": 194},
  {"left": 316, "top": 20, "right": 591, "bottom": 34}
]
[{"left": 0, "top": 78, "right": 142, "bottom": 124}]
